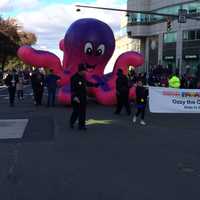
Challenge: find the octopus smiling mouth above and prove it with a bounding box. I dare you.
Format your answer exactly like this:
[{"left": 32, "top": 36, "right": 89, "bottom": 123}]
[{"left": 85, "top": 63, "right": 96, "bottom": 72}]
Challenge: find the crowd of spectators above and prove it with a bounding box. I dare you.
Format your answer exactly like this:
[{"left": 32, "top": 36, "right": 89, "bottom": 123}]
[
  {"left": 128, "top": 64, "right": 200, "bottom": 89},
  {"left": 3, "top": 67, "right": 60, "bottom": 107}
]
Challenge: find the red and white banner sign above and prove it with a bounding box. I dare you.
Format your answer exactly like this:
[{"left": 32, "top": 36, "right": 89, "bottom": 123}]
[{"left": 149, "top": 87, "right": 200, "bottom": 113}]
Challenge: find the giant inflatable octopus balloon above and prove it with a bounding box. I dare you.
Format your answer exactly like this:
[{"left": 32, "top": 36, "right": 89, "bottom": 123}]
[{"left": 18, "top": 18, "right": 144, "bottom": 105}]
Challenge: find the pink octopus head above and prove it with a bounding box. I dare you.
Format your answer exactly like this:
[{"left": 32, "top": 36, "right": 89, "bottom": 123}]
[{"left": 63, "top": 18, "right": 115, "bottom": 75}]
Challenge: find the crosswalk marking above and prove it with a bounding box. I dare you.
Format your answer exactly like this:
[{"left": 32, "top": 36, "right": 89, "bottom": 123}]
[{"left": 0, "top": 119, "right": 29, "bottom": 139}]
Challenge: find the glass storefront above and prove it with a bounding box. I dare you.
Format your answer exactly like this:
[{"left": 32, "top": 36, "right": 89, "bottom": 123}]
[
  {"left": 163, "top": 32, "right": 177, "bottom": 72},
  {"left": 164, "top": 32, "right": 177, "bottom": 43},
  {"left": 182, "top": 59, "right": 199, "bottom": 75},
  {"left": 183, "top": 29, "right": 200, "bottom": 41},
  {"left": 182, "top": 31, "right": 200, "bottom": 75},
  {"left": 149, "top": 36, "right": 159, "bottom": 66}
]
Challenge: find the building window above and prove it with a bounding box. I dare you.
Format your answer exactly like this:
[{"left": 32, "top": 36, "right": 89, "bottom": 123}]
[
  {"left": 164, "top": 32, "right": 177, "bottom": 43},
  {"left": 183, "top": 2, "right": 200, "bottom": 13},
  {"left": 189, "top": 8, "right": 197, "bottom": 14},
  {"left": 183, "top": 31, "right": 188, "bottom": 40},
  {"left": 188, "top": 31, "right": 196, "bottom": 40},
  {"left": 197, "top": 31, "right": 200, "bottom": 40},
  {"left": 183, "top": 30, "right": 200, "bottom": 41}
]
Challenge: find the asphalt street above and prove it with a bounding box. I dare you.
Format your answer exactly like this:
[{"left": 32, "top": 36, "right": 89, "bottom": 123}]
[{"left": 0, "top": 85, "right": 200, "bottom": 200}]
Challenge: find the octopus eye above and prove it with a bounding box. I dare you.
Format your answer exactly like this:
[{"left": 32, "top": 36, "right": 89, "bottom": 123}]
[
  {"left": 84, "top": 42, "right": 93, "bottom": 55},
  {"left": 96, "top": 44, "right": 105, "bottom": 56}
]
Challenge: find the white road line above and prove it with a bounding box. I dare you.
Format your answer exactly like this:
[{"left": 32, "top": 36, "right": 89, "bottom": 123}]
[
  {"left": 0, "top": 119, "right": 29, "bottom": 139},
  {"left": 0, "top": 93, "right": 33, "bottom": 98}
]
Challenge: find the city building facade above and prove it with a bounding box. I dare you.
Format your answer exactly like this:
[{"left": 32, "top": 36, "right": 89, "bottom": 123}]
[
  {"left": 105, "top": 16, "right": 141, "bottom": 73},
  {"left": 116, "top": 17, "right": 141, "bottom": 53},
  {"left": 127, "top": 0, "right": 200, "bottom": 75}
]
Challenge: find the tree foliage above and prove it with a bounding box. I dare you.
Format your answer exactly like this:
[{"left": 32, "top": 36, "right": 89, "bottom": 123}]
[
  {"left": 18, "top": 31, "right": 37, "bottom": 46},
  {"left": 0, "top": 17, "right": 20, "bottom": 42},
  {"left": 0, "top": 16, "right": 37, "bottom": 72}
]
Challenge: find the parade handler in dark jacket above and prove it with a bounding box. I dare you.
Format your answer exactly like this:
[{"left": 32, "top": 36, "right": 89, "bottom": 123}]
[
  {"left": 114, "top": 69, "right": 131, "bottom": 115},
  {"left": 31, "top": 69, "right": 45, "bottom": 105},
  {"left": 70, "top": 64, "right": 99, "bottom": 130},
  {"left": 5, "top": 69, "right": 19, "bottom": 107},
  {"left": 132, "top": 80, "right": 148, "bottom": 125},
  {"left": 45, "top": 69, "right": 60, "bottom": 107}
]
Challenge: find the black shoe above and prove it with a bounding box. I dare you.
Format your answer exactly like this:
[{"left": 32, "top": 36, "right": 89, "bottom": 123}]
[{"left": 78, "top": 126, "right": 87, "bottom": 131}]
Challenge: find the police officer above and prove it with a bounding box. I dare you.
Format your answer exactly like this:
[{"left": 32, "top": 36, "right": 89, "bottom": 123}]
[
  {"left": 114, "top": 68, "right": 131, "bottom": 115},
  {"left": 70, "top": 64, "right": 99, "bottom": 130}
]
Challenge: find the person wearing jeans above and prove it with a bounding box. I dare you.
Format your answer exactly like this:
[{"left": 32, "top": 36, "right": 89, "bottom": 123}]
[{"left": 45, "top": 69, "right": 60, "bottom": 107}]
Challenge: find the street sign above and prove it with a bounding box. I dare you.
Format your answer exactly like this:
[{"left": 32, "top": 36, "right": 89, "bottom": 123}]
[
  {"left": 163, "top": 56, "right": 175, "bottom": 60},
  {"left": 178, "top": 9, "right": 187, "bottom": 23},
  {"left": 183, "top": 54, "right": 199, "bottom": 60}
]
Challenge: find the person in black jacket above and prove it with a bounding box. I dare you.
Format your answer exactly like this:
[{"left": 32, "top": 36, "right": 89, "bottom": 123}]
[
  {"left": 31, "top": 69, "right": 45, "bottom": 105},
  {"left": 5, "top": 69, "right": 18, "bottom": 107},
  {"left": 114, "top": 68, "right": 131, "bottom": 115},
  {"left": 45, "top": 69, "right": 60, "bottom": 107},
  {"left": 70, "top": 64, "right": 99, "bottom": 130},
  {"left": 132, "top": 80, "right": 148, "bottom": 125}
]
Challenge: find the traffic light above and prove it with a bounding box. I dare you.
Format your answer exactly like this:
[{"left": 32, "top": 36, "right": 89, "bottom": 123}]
[{"left": 167, "top": 18, "right": 172, "bottom": 32}]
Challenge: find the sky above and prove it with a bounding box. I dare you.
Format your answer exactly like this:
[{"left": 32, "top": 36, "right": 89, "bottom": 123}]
[{"left": 0, "top": 0, "right": 126, "bottom": 72}]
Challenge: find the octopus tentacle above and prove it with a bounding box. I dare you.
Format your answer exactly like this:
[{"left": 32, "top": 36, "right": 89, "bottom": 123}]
[
  {"left": 95, "top": 88, "right": 117, "bottom": 106},
  {"left": 18, "top": 46, "right": 64, "bottom": 77},
  {"left": 57, "top": 85, "right": 71, "bottom": 105},
  {"left": 93, "top": 82, "right": 136, "bottom": 105},
  {"left": 59, "top": 39, "right": 64, "bottom": 51},
  {"left": 88, "top": 75, "right": 116, "bottom": 105},
  {"left": 59, "top": 39, "right": 70, "bottom": 72},
  {"left": 91, "top": 51, "right": 144, "bottom": 105},
  {"left": 112, "top": 51, "right": 144, "bottom": 76}
]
